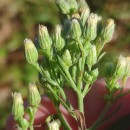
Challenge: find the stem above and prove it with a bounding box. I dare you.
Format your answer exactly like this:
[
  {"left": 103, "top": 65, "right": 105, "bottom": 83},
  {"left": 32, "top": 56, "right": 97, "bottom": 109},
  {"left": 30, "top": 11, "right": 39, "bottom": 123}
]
[
  {"left": 77, "top": 92, "right": 84, "bottom": 113},
  {"left": 76, "top": 40, "right": 87, "bottom": 113},
  {"left": 77, "top": 40, "right": 86, "bottom": 90},
  {"left": 89, "top": 103, "right": 110, "bottom": 130},
  {"left": 29, "top": 108, "right": 37, "bottom": 130},
  {"left": 57, "top": 108, "right": 72, "bottom": 130},
  {"left": 83, "top": 83, "right": 90, "bottom": 97}
]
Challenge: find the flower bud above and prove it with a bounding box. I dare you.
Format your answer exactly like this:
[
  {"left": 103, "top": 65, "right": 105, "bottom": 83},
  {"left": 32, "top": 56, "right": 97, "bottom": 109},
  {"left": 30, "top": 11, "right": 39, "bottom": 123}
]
[
  {"left": 107, "top": 80, "right": 120, "bottom": 92},
  {"left": 91, "top": 68, "right": 99, "bottom": 78},
  {"left": 47, "top": 119, "right": 61, "bottom": 130},
  {"left": 38, "top": 25, "right": 52, "bottom": 48},
  {"left": 85, "top": 13, "right": 98, "bottom": 41},
  {"left": 81, "top": 7, "right": 90, "bottom": 26},
  {"left": 55, "top": 0, "right": 70, "bottom": 14},
  {"left": 67, "top": 0, "right": 78, "bottom": 13},
  {"left": 114, "top": 55, "right": 126, "bottom": 78},
  {"left": 102, "top": 19, "right": 115, "bottom": 43},
  {"left": 70, "top": 19, "right": 82, "bottom": 39},
  {"left": 53, "top": 25, "right": 65, "bottom": 51},
  {"left": 24, "top": 38, "right": 38, "bottom": 64},
  {"left": 84, "top": 72, "right": 93, "bottom": 83},
  {"left": 28, "top": 83, "right": 41, "bottom": 107},
  {"left": 86, "top": 45, "right": 97, "bottom": 71},
  {"left": 12, "top": 92, "right": 24, "bottom": 120},
  {"left": 38, "top": 25, "right": 52, "bottom": 58},
  {"left": 62, "top": 49, "right": 72, "bottom": 68}
]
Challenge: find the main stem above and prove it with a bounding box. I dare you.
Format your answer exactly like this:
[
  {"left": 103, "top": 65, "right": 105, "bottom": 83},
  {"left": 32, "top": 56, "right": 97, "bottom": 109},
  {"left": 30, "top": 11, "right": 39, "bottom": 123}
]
[
  {"left": 77, "top": 40, "right": 86, "bottom": 114},
  {"left": 77, "top": 92, "right": 84, "bottom": 113}
]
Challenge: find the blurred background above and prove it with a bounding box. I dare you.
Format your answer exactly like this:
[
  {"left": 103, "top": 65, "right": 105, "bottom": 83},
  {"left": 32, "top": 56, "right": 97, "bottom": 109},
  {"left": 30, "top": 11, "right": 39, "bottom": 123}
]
[{"left": 0, "top": 0, "right": 130, "bottom": 129}]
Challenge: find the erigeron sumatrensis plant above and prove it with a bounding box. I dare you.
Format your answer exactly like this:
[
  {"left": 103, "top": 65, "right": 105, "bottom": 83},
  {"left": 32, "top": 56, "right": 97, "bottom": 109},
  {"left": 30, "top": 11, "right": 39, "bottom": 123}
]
[{"left": 11, "top": 0, "right": 130, "bottom": 130}]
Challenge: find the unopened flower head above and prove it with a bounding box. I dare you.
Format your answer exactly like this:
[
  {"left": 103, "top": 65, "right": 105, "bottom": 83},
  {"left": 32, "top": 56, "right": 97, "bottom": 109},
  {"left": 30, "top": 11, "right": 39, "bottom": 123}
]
[
  {"left": 38, "top": 25, "right": 52, "bottom": 58},
  {"left": 114, "top": 55, "right": 126, "bottom": 78},
  {"left": 28, "top": 83, "right": 41, "bottom": 107},
  {"left": 102, "top": 18, "right": 115, "bottom": 43},
  {"left": 38, "top": 25, "right": 52, "bottom": 48},
  {"left": 70, "top": 18, "right": 81, "bottom": 39},
  {"left": 12, "top": 92, "right": 24, "bottom": 120},
  {"left": 12, "top": 92, "right": 23, "bottom": 104},
  {"left": 67, "top": 0, "right": 78, "bottom": 13},
  {"left": 24, "top": 38, "right": 38, "bottom": 64},
  {"left": 81, "top": 7, "right": 90, "bottom": 26},
  {"left": 86, "top": 13, "right": 99, "bottom": 41},
  {"left": 86, "top": 45, "right": 97, "bottom": 71},
  {"left": 53, "top": 25, "right": 65, "bottom": 51},
  {"left": 55, "top": 0, "right": 70, "bottom": 14}
]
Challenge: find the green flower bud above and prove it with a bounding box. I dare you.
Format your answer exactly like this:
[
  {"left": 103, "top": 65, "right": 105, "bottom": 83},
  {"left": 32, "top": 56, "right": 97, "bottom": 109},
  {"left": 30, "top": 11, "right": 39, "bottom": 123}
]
[
  {"left": 102, "top": 19, "right": 115, "bottom": 43},
  {"left": 70, "top": 19, "right": 82, "bottom": 39},
  {"left": 62, "top": 49, "right": 72, "bottom": 68},
  {"left": 47, "top": 119, "right": 61, "bottom": 130},
  {"left": 79, "top": 0, "right": 89, "bottom": 9},
  {"left": 67, "top": 0, "right": 78, "bottom": 13},
  {"left": 84, "top": 72, "right": 93, "bottom": 82},
  {"left": 38, "top": 25, "right": 52, "bottom": 58},
  {"left": 24, "top": 38, "right": 38, "bottom": 64},
  {"left": 81, "top": 7, "right": 90, "bottom": 26},
  {"left": 28, "top": 83, "right": 41, "bottom": 107},
  {"left": 12, "top": 92, "right": 24, "bottom": 120},
  {"left": 91, "top": 68, "right": 99, "bottom": 78},
  {"left": 53, "top": 25, "right": 65, "bottom": 51},
  {"left": 107, "top": 80, "right": 120, "bottom": 92},
  {"left": 85, "top": 13, "right": 99, "bottom": 41},
  {"left": 114, "top": 55, "right": 126, "bottom": 78},
  {"left": 86, "top": 45, "right": 97, "bottom": 71},
  {"left": 55, "top": 0, "right": 70, "bottom": 14}
]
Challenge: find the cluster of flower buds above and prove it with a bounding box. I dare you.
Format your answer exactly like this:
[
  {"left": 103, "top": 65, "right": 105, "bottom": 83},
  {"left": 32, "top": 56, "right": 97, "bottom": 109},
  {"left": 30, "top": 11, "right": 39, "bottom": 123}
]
[
  {"left": 12, "top": 83, "right": 41, "bottom": 130},
  {"left": 103, "top": 55, "right": 130, "bottom": 93},
  {"left": 114, "top": 55, "right": 130, "bottom": 78},
  {"left": 23, "top": 0, "right": 116, "bottom": 112},
  {"left": 21, "top": 0, "right": 120, "bottom": 129}
]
